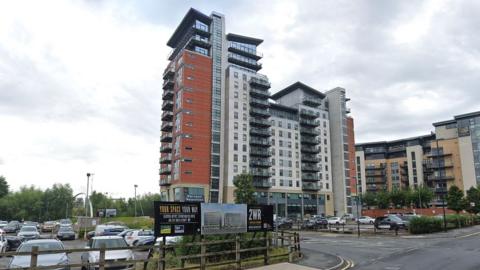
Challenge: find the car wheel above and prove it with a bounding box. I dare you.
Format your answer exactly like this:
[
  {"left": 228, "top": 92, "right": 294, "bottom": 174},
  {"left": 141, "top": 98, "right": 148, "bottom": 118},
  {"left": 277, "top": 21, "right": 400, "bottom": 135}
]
[
  {"left": 370, "top": 221, "right": 374, "bottom": 224},
  {"left": 133, "top": 240, "right": 138, "bottom": 246}
]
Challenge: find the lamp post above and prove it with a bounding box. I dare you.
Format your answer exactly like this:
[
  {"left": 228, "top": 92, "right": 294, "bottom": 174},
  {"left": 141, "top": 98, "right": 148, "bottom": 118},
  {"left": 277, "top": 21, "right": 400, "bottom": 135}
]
[
  {"left": 85, "top": 173, "right": 91, "bottom": 217},
  {"left": 134, "top": 184, "right": 138, "bottom": 218}
]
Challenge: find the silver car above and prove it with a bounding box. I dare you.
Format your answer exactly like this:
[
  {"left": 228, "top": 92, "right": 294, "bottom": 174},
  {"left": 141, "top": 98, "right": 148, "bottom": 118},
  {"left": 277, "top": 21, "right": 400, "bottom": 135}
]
[
  {"left": 9, "top": 239, "right": 70, "bottom": 269},
  {"left": 17, "top": 226, "right": 40, "bottom": 240},
  {"left": 81, "top": 236, "right": 134, "bottom": 270}
]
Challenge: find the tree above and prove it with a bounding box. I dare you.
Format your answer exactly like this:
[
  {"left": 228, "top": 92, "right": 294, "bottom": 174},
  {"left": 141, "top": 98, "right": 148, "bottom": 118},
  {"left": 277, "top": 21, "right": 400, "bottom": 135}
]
[
  {"left": 43, "top": 184, "right": 74, "bottom": 220},
  {"left": 0, "top": 176, "right": 9, "bottom": 198},
  {"left": 390, "top": 189, "right": 407, "bottom": 208},
  {"left": 465, "top": 186, "right": 480, "bottom": 214},
  {"left": 233, "top": 173, "right": 256, "bottom": 204},
  {"left": 376, "top": 191, "right": 390, "bottom": 209},
  {"left": 446, "top": 185, "right": 465, "bottom": 213}
]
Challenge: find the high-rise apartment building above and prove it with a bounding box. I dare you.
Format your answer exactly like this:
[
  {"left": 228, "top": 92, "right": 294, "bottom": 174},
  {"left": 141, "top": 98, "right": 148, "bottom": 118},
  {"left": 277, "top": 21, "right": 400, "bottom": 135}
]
[
  {"left": 356, "top": 111, "right": 480, "bottom": 206},
  {"left": 160, "top": 8, "right": 355, "bottom": 217}
]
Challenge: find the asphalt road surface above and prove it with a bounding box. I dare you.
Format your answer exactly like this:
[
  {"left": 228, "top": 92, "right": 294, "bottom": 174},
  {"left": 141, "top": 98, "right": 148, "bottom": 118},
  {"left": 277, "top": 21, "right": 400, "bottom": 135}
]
[{"left": 299, "top": 225, "right": 480, "bottom": 270}]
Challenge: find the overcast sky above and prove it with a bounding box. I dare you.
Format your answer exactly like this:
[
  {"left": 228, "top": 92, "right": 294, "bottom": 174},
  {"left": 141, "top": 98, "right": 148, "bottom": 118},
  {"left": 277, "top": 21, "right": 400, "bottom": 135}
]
[{"left": 1, "top": 0, "right": 479, "bottom": 197}]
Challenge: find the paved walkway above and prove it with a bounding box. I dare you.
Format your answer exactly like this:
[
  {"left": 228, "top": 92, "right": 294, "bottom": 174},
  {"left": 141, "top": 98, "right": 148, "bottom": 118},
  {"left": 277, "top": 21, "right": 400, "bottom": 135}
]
[{"left": 250, "top": 262, "right": 319, "bottom": 270}]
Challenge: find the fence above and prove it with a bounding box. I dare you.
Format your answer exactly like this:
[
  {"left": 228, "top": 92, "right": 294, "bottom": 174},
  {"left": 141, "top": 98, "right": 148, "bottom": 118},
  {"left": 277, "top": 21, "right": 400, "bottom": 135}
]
[{"left": 0, "top": 231, "right": 301, "bottom": 270}]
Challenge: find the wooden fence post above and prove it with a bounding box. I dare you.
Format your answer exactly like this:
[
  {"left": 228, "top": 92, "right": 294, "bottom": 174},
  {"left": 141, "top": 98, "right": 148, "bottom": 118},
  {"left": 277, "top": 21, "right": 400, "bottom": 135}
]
[
  {"left": 99, "top": 243, "right": 106, "bottom": 270},
  {"left": 264, "top": 231, "right": 269, "bottom": 265},
  {"left": 281, "top": 231, "right": 284, "bottom": 247},
  {"left": 288, "top": 246, "right": 293, "bottom": 263},
  {"left": 235, "top": 234, "right": 241, "bottom": 270},
  {"left": 30, "top": 246, "right": 38, "bottom": 269},
  {"left": 158, "top": 239, "right": 164, "bottom": 270},
  {"left": 200, "top": 235, "right": 206, "bottom": 270}
]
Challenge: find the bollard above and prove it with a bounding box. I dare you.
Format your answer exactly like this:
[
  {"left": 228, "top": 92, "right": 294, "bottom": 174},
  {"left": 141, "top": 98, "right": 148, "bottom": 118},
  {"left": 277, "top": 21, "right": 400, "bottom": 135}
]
[
  {"left": 30, "top": 246, "right": 38, "bottom": 269},
  {"left": 99, "top": 243, "right": 106, "bottom": 270},
  {"left": 235, "top": 235, "right": 241, "bottom": 270},
  {"left": 200, "top": 235, "right": 206, "bottom": 270},
  {"left": 264, "top": 232, "right": 269, "bottom": 265}
]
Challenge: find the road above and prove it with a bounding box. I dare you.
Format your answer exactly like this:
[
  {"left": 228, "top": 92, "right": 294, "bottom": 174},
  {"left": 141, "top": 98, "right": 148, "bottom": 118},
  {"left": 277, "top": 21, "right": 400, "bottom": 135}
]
[{"left": 298, "top": 226, "right": 480, "bottom": 270}]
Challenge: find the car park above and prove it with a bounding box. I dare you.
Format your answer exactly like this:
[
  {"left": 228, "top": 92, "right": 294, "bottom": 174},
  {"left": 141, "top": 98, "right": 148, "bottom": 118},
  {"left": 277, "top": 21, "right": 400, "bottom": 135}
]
[
  {"left": 23, "top": 221, "right": 40, "bottom": 230},
  {"left": 327, "top": 217, "right": 346, "bottom": 225},
  {"left": 41, "top": 221, "right": 56, "bottom": 232},
  {"left": 17, "top": 226, "right": 40, "bottom": 240},
  {"left": 124, "top": 229, "right": 154, "bottom": 246},
  {"left": 81, "top": 236, "right": 134, "bottom": 270},
  {"left": 56, "top": 226, "right": 76, "bottom": 241},
  {"left": 3, "top": 221, "right": 21, "bottom": 233},
  {"left": 5, "top": 235, "right": 23, "bottom": 251},
  {"left": 357, "top": 216, "right": 375, "bottom": 224},
  {"left": 9, "top": 239, "right": 70, "bottom": 269},
  {"left": 0, "top": 221, "right": 8, "bottom": 229}
]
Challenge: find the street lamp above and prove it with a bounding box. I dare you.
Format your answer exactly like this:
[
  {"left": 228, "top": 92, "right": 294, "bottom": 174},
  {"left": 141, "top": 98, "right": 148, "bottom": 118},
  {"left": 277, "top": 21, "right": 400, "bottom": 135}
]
[
  {"left": 134, "top": 184, "right": 138, "bottom": 218},
  {"left": 85, "top": 173, "right": 91, "bottom": 217}
]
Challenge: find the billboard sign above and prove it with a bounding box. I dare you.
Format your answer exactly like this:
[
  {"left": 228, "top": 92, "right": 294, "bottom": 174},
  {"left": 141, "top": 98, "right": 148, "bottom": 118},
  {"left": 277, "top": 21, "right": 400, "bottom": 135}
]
[
  {"left": 154, "top": 201, "right": 200, "bottom": 237},
  {"left": 247, "top": 205, "right": 274, "bottom": 232},
  {"left": 201, "top": 203, "right": 247, "bottom": 235}
]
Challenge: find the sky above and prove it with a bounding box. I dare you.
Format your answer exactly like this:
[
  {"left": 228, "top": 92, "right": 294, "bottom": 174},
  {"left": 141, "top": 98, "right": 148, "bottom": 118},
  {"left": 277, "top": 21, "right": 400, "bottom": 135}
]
[{"left": 0, "top": 0, "right": 479, "bottom": 197}]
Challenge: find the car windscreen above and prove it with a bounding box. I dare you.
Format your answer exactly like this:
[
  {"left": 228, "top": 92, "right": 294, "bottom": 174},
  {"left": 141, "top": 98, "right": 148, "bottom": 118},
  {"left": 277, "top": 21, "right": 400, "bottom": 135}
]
[
  {"left": 20, "top": 227, "right": 36, "bottom": 232},
  {"left": 93, "top": 238, "right": 127, "bottom": 248},
  {"left": 18, "top": 242, "right": 63, "bottom": 252},
  {"left": 58, "top": 227, "right": 73, "bottom": 232},
  {"left": 138, "top": 231, "right": 153, "bottom": 236}
]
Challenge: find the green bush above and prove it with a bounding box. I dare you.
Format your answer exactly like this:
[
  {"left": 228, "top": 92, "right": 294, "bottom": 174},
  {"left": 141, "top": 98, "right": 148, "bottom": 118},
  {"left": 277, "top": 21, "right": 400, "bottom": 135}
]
[
  {"left": 409, "top": 216, "right": 443, "bottom": 234},
  {"left": 446, "top": 214, "right": 469, "bottom": 228}
]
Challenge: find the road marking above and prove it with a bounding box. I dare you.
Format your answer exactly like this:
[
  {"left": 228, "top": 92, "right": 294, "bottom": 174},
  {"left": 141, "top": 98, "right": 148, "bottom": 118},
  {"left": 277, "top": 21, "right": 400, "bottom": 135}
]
[{"left": 457, "top": 231, "right": 480, "bottom": 239}]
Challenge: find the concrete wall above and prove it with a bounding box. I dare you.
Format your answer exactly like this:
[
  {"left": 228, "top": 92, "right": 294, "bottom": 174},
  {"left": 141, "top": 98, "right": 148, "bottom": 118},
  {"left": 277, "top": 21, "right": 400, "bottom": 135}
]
[{"left": 459, "top": 136, "right": 476, "bottom": 191}]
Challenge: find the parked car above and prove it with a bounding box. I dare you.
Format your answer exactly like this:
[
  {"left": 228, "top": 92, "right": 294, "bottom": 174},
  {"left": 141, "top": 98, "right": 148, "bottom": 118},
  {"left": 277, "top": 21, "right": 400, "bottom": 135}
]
[
  {"left": 86, "top": 231, "right": 96, "bottom": 240},
  {"left": 9, "top": 239, "right": 70, "bottom": 269},
  {"left": 56, "top": 226, "right": 75, "bottom": 241},
  {"left": 81, "top": 236, "right": 134, "bottom": 270},
  {"left": 274, "top": 218, "right": 293, "bottom": 229},
  {"left": 17, "top": 226, "right": 40, "bottom": 241},
  {"left": 327, "top": 217, "right": 346, "bottom": 225},
  {"left": 311, "top": 216, "right": 329, "bottom": 228},
  {"left": 0, "top": 229, "right": 8, "bottom": 253},
  {"left": 41, "top": 221, "right": 56, "bottom": 232},
  {"left": 0, "top": 221, "right": 8, "bottom": 229},
  {"left": 124, "top": 230, "right": 154, "bottom": 246},
  {"left": 374, "top": 215, "right": 407, "bottom": 230},
  {"left": 300, "top": 219, "right": 317, "bottom": 230},
  {"left": 117, "top": 229, "right": 134, "bottom": 239},
  {"left": 5, "top": 235, "right": 23, "bottom": 251},
  {"left": 94, "top": 225, "right": 127, "bottom": 237},
  {"left": 23, "top": 221, "right": 40, "bottom": 230},
  {"left": 3, "top": 221, "right": 21, "bottom": 233},
  {"left": 342, "top": 213, "right": 355, "bottom": 221},
  {"left": 357, "top": 216, "right": 375, "bottom": 224}
]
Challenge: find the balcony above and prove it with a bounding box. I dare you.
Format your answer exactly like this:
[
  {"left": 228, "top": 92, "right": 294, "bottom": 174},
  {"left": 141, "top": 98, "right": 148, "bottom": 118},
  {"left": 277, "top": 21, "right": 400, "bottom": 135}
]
[
  {"left": 162, "top": 100, "right": 174, "bottom": 111},
  {"left": 250, "top": 159, "right": 272, "bottom": 167},
  {"left": 302, "top": 182, "right": 320, "bottom": 191},
  {"left": 301, "top": 155, "right": 319, "bottom": 163},
  {"left": 161, "top": 122, "right": 173, "bottom": 132},
  {"left": 427, "top": 152, "right": 453, "bottom": 158},
  {"left": 302, "top": 97, "right": 322, "bottom": 107},
  {"left": 160, "top": 143, "right": 172, "bottom": 153},
  {"left": 227, "top": 53, "right": 262, "bottom": 71},
  {"left": 187, "top": 35, "right": 211, "bottom": 49},
  {"left": 162, "top": 89, "right": 174, "bottom": 100},
  {"left": 300, "top": 118, "right": 320, "bottom": 127},
  {"left": 434, "top": 187, "right": 448, "bottom": 193},
  {"left": 301, "top": 164, "right": 320, "bottom": 172},
  {"left": 159, "top": 165, "right": 172, "bottom": 175},
  {"left": 346, "top": 108, "right": 351, "bottom": 114},
  {"left": 366, "top": 177, "right": 387, "bottom": 184},
  {"left": 163, "top": 65, "right": 175, "bottom": 79},
  {"left": 162, "top": 78, "right": 174, "bottom": 90},
  {"left": 161, "top": 111, "right": 173, "bottom": 121},
  {"left": 250, "top": 127, "right": 270, "bottom": 137},
  {"left": 427, "top": 175, "right": 455, "bottom": 182},
  {"left": 250, "top": 107, "right": 270, "bottom": 117},
  {"left": 250, "top": 88, "right": 271, "bottom": 98},
  {"left": 365, "top": 170, "right": 386, "bottom": 177},
  {"left": 301, "top": 136, "right": 320, "bottom": 145},
  {"left": 250, "top": 170, "right": 271, "bottom": 177},
  {"left": 250, "top": 147, "right": 271, "bottom": 157},
  {"left": 159, "top": 154, "right": 172, "bottom": 164},
  {"left": 300, "top": 128, "right": 320, "bottom": 136},
  {"left": 228, "top": 45, "right": 263, "bottom": 60},
  {"left": 302, "top": 173, "right": 320, "bottom": 182},
  {"left": 160, "top": 132, "right": 173, "bottom": 143},
  {"left": 250, "top": 117, "right": 271, "bottom": 127},
  {"left": 365, "top": 164, "right": 386, "bottom": 170},
  {"left": 253, "top": 179, "right": 272, "bottom": 189},
  {"left": 424, "top": 161, "right": 454, "bottom": 169},
  {"left": 249, "top": 77, "right": 271, "bottom": 89},
  {"left": 301, "top": 146, "right": 320, "bottom": 154},
  {"left": 160, "top": 176, "right": 172, "bottom": 186},
  {"left": 250, "top": 97, "right": 269, "bottom": 108},
  {"left": 299, "top": 109, "right": 319, "bottom": 119},
  {"left": 250, "top": 138, "right": 271, "bottom": 147}
]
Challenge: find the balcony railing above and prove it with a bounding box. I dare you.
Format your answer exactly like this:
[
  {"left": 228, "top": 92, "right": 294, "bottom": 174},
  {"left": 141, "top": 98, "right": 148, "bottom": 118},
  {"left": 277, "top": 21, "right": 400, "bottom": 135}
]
[
  {"left": 250, "top": 147, "right": 271, "bottom": 157},
  {"left": 365, "top": 164, "right": 386, "bottom": 170},
  {"left": 250, "top": 97, "right": 269, "bottom": 107},
  {"left": 253, "top": 179, "right": 272, "bottom": 189},
  {"left": 302, "top": 182, "right": 320, "bottom": 191},
  {"left": 161, "top": 111, "right": 173, "bottom": 121},
  {"left": 161, "top": 122, "right": 173, "bottom": 132},
  {"left": 300, "top": 128, "right": 320, "bottom": 136},
  {"left": 162, "top": 78, "right": 174, "bottom": 90},
  {"left": 301, "top": 164, "right": 320, "bottom": 172},
  {"left": 424, "top": 161, "right": 454, "bottom": 169},
  {"left": 427, "top": 175, "right": 455, "bottom": 181},
  {"left": 160, "top": 132, "right": 173, "bottom": 143},
  {"left": 250, "top": 169, "right": 271, "bottom": 177},
  {"left": 160, "top": 176, "right": 172, "bottom": 186},
  {"left": 302, "top": 97, "right": 322, "bottom": 107},
  {"left": 159, "top": 165, "right": 172, "bottom": 175},
  {"left": 250, "top": 88, "right": 271, "bottom": 98},
  {"left": 249, "top": 77, "right": 271, "bottom": 89},
  {"left": 159, "top": 154, "right": 172, "bottom": 164},
  {"left": 250, "top": 127, "right": 270, "bottom": 137},
  {"left": 162, "top": 89, "right": 174, "bottom": 100},
  {"left": 250, "top": 138, "right": 271, "bottom": 146},
  {"left": 228, "top": 45, "right": 263, "bottom": 60},
  {"left": 250, "top": 107, "right": 270, "bottom": 117},
  {"left": 301, "top": 155, "right": 319, "bottom": 163},
  {"left": 301, "top": 174, "right": 320, "bottom": 181},
  {"left": 365, "top": 170, "right": 386, "bottom": 177},
  {"left": 162, "top": 100, "right": 174, "bottom": 111},
  {"left": 299, "top": 109, "right": 319, "bottom": 118},
  {"left": 300, "top": 136, "right": 320, "bottom": 145},
  {"left": 299, "top": 118, "right": 320, "bottom": 127},
  {"left": 250, "top": 117, "right": 271, "bottom": 127},
  {"left": 162, "top": 65, "right": 175, "bottom": 79},
  {"left": 250, "top": 159, "right": 272, "bottom": 167},
  {"left": 160, "top": 143, "right": 172, "bottom": 153},
  {"left": 301, "top": 146, "right": 320, "bottom": 153}
]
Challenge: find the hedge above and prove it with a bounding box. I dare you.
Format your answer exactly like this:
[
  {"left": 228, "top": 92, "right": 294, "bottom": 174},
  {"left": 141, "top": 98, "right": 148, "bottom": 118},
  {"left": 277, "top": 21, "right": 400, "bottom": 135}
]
[{"left": 409, "top": 216, "right": 443, "bottom": 234}]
